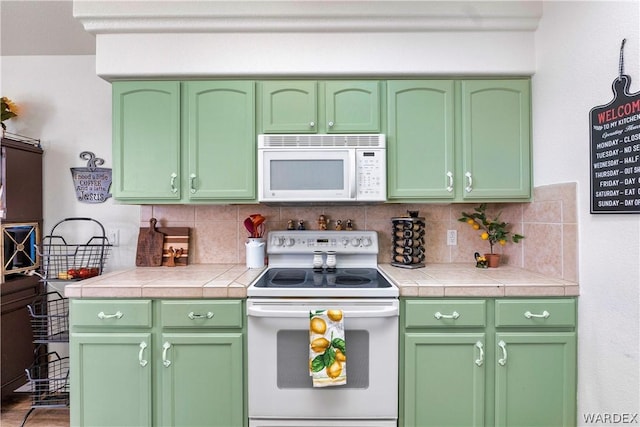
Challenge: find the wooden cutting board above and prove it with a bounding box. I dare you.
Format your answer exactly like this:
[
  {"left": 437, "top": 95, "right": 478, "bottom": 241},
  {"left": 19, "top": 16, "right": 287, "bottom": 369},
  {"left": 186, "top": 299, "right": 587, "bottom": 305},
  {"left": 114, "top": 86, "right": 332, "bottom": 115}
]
[
  {"left": 136, "top": 218, "right": 165, "bottom": 267},
  {"left": 157, "top": 227, "right": 190, "bottom": 267}
]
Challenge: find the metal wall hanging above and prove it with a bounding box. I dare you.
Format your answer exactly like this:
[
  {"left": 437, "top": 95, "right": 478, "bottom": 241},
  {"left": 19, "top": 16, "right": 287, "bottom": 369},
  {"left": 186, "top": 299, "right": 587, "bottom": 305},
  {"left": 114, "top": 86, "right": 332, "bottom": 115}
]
[
  {"left": 70, "top": 151, "right": 112, "bottom": 203},
  {"left": 590, "top": 39, "right": 640, "bottom": 213}
]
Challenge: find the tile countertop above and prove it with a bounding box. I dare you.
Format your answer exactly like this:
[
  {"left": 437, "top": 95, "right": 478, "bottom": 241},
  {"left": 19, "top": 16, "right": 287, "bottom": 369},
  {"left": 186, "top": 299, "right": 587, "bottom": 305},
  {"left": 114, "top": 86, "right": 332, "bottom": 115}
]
[{"left": 64, "top": 263, "right": 579, "bottom": 299}]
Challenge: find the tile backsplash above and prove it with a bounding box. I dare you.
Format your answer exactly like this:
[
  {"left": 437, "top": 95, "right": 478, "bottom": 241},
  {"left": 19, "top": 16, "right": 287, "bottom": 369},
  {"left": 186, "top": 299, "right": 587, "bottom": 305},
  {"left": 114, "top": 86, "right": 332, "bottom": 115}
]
[{"left": 141, "top": 182, "right": 578, "bottom": 282}]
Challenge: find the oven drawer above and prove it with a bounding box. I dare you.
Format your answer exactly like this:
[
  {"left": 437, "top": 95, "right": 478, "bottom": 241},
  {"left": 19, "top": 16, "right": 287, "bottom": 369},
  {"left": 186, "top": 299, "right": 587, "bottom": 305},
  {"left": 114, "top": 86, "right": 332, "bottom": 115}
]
[
  {"left": 495, "top": 298, "right": 576, "bottom": 328},
  {"left": 404, "top": 299, "right": 487, "bottom": 328},
  {"left": 160, "top": 300, "right": 243, "bottom": 328},
  {"left": 71, "top": 299, "right": 152, "bottom": 328}
]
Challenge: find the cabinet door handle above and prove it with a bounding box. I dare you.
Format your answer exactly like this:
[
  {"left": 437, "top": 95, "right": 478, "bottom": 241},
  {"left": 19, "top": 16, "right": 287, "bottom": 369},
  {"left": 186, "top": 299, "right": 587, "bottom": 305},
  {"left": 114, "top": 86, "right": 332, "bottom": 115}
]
[
  {"left": 475, "top": 341, "right": 484, "bottom": 366},
  {"left": 328, "top": 121, "right": 334, "bottom": 128},
  {"left": 189, "top": 173, "right": 197, "bottom": 194},
  {"left": 170, "top": 172, "right": 178, "bottom": 194},
  {"left": 162, "top": 341, "right": 172, "bottom": 367},
  {"left": 446, "top": 171, "right": 454, "bottom": 192},
  {"left": 188, "top": 311, "right": 214, "bottom": 320},
  {"left": 524, "top": 310, "right": 550, "bottom": 319},
  {"left": 465, "top": 172, "right": 473, "bottom": 193},
  {"left": 138, "top": 342, "right": 148, "bottom": 367},
  {"left": 434, "top": 311, "right": 460, "bottom": 320},
  {"left": 97, "top": 311, "right": 123, "bottom": 320},
  {"left": 498, "top": 340, "right": 508, "bottom": 366},
  {"left": 309, "top": 121, "right": 316, "bottom": 128}
]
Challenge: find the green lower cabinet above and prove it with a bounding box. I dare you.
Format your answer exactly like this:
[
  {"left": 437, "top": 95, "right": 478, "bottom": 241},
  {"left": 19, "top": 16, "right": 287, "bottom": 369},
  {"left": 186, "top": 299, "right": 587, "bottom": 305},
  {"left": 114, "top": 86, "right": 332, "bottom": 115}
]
[
  {"left": 494, "top": 332, "right": 577, "bottom": 427},
  {"left": 70, "top": 299, "right": 246, "bottom": 427},
  {"left": 160, "top": 332, "right": 244, "bottom": 427},
  {"left": 70, "top": 332, "right": 153, "bottom": 427},
  {"left": 400, "top": 298, "right": 577, "bottom": 427},
  {"left": 404, "top": 333, "right": 486, "bottom": 427}
]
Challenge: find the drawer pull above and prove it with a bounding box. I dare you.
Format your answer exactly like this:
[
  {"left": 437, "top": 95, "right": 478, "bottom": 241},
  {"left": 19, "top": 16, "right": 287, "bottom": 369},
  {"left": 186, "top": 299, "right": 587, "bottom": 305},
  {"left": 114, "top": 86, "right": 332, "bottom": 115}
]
[
  {"left": 138, "top": 342, "right": 148, "bottom": 367},
  {"left": 475, "top": 341, "right": 484, "bottom": 367},
  {"left": 97, "top": 311, "right": 123, "bottom": 320},
  {"left": 434, "top": 311, "right": 460, "bottom": 320},
  {"left": 162, "top": 342, "right": 172, "bottom": 367},
  {"left": 498, "top": 340, "right": 508, "bottom": 366},
  {"left": 524, "top": 310, "right": 550, "bottom": 319},
  {"left": 188, "top": 311, "right": 214, "bottom": 320}
]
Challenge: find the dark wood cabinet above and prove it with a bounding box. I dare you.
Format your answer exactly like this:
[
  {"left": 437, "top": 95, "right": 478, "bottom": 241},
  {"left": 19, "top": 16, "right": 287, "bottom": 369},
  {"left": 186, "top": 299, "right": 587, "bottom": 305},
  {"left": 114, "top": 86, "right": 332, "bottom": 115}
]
[
  {"left": 1, "top": 137, "right": 43, "bottom": 221},
  {"left": 1, "top": 135, "right": 43, "bottom": 400}
]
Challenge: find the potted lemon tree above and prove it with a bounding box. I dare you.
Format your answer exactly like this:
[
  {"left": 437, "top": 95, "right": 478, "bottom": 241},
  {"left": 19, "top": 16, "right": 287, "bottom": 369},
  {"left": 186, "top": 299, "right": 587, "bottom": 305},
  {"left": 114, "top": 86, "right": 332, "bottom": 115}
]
[{"left": 458, "top": 203, "right": 524, "bottom": 267}]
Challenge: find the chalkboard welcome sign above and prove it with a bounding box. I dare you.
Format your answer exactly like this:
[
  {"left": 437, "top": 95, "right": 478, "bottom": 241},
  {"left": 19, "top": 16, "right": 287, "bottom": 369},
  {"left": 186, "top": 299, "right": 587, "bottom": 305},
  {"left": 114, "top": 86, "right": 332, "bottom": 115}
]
[{"left": 590, "top": 40, "right": 640, "bottom": 213}]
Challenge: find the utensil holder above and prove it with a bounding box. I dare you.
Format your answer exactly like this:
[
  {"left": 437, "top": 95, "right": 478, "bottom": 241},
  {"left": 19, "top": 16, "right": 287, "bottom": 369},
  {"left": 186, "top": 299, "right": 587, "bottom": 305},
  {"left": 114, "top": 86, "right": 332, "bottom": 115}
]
[{"left": 245, "top": 238, "right": 266, "bottom": 269}]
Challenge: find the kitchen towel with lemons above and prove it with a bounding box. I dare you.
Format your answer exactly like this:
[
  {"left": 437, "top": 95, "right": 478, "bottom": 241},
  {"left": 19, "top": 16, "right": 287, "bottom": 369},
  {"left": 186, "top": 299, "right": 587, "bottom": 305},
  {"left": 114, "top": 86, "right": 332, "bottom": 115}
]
[{"left": 309, "top": 309, "right": 346, "bottom": 387}]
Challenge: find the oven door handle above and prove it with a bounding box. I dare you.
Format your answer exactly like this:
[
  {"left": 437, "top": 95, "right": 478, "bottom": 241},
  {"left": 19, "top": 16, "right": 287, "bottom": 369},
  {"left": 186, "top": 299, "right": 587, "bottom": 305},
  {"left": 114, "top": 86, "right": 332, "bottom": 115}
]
[{"left": 247, "top": 305, "right": 399, "bottom": 318}]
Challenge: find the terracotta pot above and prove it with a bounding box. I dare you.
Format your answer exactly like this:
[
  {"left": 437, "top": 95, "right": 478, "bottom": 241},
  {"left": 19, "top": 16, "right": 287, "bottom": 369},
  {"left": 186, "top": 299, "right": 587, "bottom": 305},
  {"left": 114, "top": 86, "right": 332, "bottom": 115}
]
[{"left": 484, "top": 253, "right": 501, "bottom": 268}]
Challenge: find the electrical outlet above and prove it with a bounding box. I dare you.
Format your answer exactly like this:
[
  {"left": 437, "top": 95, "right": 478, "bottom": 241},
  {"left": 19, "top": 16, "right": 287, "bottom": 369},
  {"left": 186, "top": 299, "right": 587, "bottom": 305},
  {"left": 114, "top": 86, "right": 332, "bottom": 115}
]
[
  {"left": 447, "top": 230, "right": 457, "bottom": 246},
  {"left": 107, "top": 229, "right": 119, "bottom": 247}
]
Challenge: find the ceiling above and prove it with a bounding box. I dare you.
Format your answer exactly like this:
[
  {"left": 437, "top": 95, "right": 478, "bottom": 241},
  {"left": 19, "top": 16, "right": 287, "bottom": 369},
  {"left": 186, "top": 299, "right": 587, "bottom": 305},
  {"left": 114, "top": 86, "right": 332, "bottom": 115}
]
[{"left": 0, "top": 1, "right": 95, "bottom": 56}]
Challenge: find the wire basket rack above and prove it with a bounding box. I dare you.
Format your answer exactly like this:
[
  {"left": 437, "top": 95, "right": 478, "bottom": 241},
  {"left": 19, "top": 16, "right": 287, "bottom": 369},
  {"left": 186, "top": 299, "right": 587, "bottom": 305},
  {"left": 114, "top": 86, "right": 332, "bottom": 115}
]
[
  {"left": 24, "top": 351, "right": 70, "bottom": 408},
  {"left": 26, "top": 291, "right": 68, "bottom": 344},
  {"left": 37, "top": 217, "right": 112, "bottom": 281}
]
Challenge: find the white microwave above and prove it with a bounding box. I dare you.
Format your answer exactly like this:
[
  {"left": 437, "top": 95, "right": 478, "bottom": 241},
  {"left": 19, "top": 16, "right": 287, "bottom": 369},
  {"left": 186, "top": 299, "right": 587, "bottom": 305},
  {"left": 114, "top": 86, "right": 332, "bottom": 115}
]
[{"left": 258, "top": 134, "right": 386, "bottom": 203}]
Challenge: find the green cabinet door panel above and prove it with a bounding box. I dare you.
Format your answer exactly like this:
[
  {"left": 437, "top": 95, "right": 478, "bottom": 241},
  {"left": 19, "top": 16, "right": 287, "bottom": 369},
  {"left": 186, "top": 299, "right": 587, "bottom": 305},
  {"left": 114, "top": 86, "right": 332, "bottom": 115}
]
[
  {"left": 325, "top": 81, "right": 381, "bottom": 132},
  {"left": 160, "top": 333, "right": 244, "bottom": 427},
  {"left": 494, "top": 332, "right": 577, "bottom": 427},
  {"left": 70, "top": 332, "right": 153, "bottom": 427},
  {"left": 387, "top": 80, "right": 456, "bottom": 199},
  {"left": 184, "top": 81, "right": 256, "bottom": 200},
  {"left": 113, "top": 81, "right": 181, "bottom": 200},
  {"left": 404, "top": 332, "right": 486, "bottom": 427},
  {"left": 460, "top": 80, "right": 531, "bottom": 199},
  {"left": 260, "top": 81, "right": 318, "bottom": 133}
]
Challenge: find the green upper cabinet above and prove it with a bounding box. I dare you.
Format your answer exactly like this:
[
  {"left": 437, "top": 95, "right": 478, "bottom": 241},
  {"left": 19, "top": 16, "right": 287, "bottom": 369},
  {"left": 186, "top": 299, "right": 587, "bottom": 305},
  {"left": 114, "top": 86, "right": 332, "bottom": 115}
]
[
  {"left": 387, "top": 80, "right": 455, "bottom": 199},
  {"left": 259, "top": 80, "right": 381, "bottom": 133},
  {"left": 183, "top": 81, "right": 256, "bottom": 201},
  {"left": 113, "top": 81, "right": 256, "bottom": 204},
  {"left": 260, "top": 81, "right": 318, "bottom": 133},
  {"left": 460, "top": 79, "right": 531, "bottom": 200},
  {"left": 387, "top": 79, "right": 531, "bottom": 202},
  {"left": 113, "top": 81, "right": 181, "bottom": 201},
  {"left": 324, "top": 81, "right": 381, "bottom": 132}
]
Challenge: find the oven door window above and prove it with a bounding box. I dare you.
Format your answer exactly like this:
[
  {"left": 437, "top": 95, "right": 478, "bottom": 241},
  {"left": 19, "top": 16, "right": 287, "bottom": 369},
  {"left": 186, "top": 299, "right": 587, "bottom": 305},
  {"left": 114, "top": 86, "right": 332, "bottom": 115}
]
[{"left": 276, "top": 330, "right": 369, "bottom": 389}]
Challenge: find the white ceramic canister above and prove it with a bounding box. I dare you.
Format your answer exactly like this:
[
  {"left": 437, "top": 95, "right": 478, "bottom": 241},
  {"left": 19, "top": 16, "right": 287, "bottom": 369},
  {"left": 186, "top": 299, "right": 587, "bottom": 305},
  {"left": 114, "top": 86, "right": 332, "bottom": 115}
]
[{"left": 245, "top": 238, "right": 266, "bottom": 268}]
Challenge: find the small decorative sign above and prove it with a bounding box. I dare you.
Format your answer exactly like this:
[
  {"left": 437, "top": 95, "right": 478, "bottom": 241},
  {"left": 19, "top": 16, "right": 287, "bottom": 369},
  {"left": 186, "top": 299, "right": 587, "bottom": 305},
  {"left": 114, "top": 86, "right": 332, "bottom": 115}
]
[
  {"left": 590, "top": 39, "right": 640, "bottom": 213},
  {"left": 70, "top": 151, "right": 112, "bottom": 203}
]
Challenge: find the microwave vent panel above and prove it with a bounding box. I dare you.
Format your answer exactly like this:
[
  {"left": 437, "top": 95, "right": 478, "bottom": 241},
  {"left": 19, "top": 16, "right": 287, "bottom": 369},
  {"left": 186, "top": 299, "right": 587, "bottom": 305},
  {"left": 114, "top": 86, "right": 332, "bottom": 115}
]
[{"left": 259, "top": 134, "right": 385, "bottom": 148}]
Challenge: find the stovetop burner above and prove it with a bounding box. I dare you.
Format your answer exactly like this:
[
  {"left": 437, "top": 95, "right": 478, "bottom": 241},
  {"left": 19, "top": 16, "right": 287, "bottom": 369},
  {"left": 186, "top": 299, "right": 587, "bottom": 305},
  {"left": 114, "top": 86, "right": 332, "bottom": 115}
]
[
  {"left": 247, "top": 230, "right": 399, "bottom": 298},
  {"left": 256, "top": 268, "right": 388, "bottom": 289}
]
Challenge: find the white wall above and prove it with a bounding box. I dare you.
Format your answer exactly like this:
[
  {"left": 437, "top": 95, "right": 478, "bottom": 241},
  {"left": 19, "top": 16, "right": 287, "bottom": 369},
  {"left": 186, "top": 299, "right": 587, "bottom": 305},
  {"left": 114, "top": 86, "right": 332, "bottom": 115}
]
[
  {"left": 1, "top": 55, "right": 139, "bottom": 272},
  {"left": 534, "top": 1, "right": 640, "bottom": 423}
]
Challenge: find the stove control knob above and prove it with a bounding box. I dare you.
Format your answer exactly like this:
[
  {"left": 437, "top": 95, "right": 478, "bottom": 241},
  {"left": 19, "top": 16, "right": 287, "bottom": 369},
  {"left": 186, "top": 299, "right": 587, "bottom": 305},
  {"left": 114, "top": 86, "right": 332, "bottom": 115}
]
[
  {"left": 285, "top": 238, "right": 295, "bottom": 247},
  {"left": 350, "top": 238, "right": 361, "bottom": 247},
  {"left": 362, "top": 237, "right": 372, "bottom": 247},
  {"left": 341, "top": 238, "right": 350, "bottom": 246},
  {"left": 272, "top": 236, "right": 284, "bottom": 246}
]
